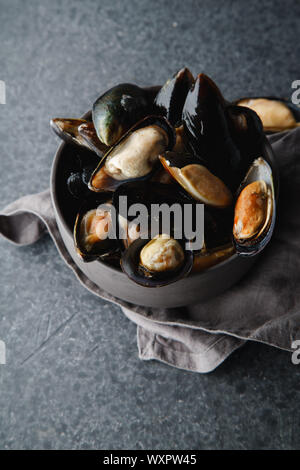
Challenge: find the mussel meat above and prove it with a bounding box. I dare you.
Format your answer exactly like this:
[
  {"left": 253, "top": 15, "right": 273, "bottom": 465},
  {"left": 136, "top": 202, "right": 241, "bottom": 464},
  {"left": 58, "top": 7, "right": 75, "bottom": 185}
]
[
  {"left": 236, "top": 97, "right": 300, "bottom": 132},
  {"left": 159, "top": 152, "right": 233, "bottom": 208},
  {"left": 92, "top": 83, "right": 160, "bottom": 146},
  {"left": 121, "top": 234, "right": 193, "bottom": 287},
  {"left": 154, "top": 67, "right": 194, "bottom": 126},
  {"left": 233, "top": 157, "right": 276, "bottom": 256},
  {"left": 89, "top": 116, "right": 175, "bottom": 192},
  {"left": 74, "top": 195, "right": 118, "bottom": 262}
]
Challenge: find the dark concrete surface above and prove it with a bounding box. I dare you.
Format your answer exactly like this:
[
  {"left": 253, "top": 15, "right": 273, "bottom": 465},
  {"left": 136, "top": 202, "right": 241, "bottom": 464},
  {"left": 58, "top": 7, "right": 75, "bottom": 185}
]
[{"left": 0, "top": 0, "right": 300, "bottom": 450}]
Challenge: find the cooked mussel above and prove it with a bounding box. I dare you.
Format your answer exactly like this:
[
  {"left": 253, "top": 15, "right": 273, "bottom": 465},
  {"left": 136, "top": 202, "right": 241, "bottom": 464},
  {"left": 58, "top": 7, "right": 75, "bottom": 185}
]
[
  {"left": 92, "top": 83, "right": 160, "bottom": 146},
  {"left": 154, "top": 67, "right": 194, "bottom": 126},
  {"left": 74, "top": 194, "right": 118, "bottom": 262},
  {"left": 233, "top": 157, "right": 276, "bottom": 256},
  {"left": 182, "top": 73, "right": 242, "bottom": 190},
  {"left": 65, "top": 150, "right": 99, "bottom": 200},
  {"left": 159, "top": 152, "right": 233, "bottom": 208},
  {"left": 89, "top": 116, "right": 176, "bottom": 192},
  {"left": 50, "top": 118, "right": 91, "bottom": 148},
  {"left": 121, "top": 234, "right": 193, "bottom": 287},
  {"left": 51, "top": 118, "right": 108, "bottom": 159},
  {"left": 112, "top": 180, "right": 193, "bottom": 250},
  {"left": 77, "top": 121, "right": 108, "bottom": 158},
  {"left": 236, "top": 97, "right": 300, "bottom": 132}
]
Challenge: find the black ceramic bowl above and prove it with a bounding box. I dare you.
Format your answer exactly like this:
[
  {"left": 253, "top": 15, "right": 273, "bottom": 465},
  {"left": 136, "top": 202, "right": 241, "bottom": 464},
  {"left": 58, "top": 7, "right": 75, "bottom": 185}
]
[{"left": 50, "top": 115, "right": 276, "bottom": 308}]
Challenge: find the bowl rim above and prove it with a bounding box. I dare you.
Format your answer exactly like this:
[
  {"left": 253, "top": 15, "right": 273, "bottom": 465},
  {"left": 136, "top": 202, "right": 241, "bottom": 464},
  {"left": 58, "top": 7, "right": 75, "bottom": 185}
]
[{"left": 50, "top": 115, "right": 276, "bottom": 277}]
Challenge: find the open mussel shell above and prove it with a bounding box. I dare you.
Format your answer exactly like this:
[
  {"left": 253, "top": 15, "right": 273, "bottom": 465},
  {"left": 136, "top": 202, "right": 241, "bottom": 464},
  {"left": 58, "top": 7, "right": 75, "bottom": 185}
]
[
  {"left": 159, "top": 151, "right": 233, "bottom": 208},
  {"left": 234, "top": 96, "right": 300, "bottom": 133},
  {"left": 92, "top": 83, "right": 160, "bottom": 147},
  {"left": 154, "top": 67, "right": 194, "bottom": 126},
  {"left": 112, "top": 180, "right": 193, "bottom": 251},
  {"left": 182, "top": 73, "right": 241, "bottom": 190},
  {"left": 77, "top": 122, "right": 108, "bottom": 158},
  {"left": 121, "top": 235, "right": 194, "bottom": 287},
  {"left": 74, "top": 194, "right": 119, "bottom": 262},
  {"left": 233, "top": 157, "right": 276, "bottom": 256},
  {"left": 50, "top": 118, "right": 91, "bottom": 149},
  {"left": 89, "top": 115, "right": 176, "bottom": 193}
]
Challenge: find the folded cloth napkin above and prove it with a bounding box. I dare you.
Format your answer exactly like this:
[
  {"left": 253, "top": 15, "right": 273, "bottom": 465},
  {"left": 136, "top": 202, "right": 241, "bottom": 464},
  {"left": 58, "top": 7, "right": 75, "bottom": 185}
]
[{"left": 1, "top": 129, "right": 300, "bottom": 373}]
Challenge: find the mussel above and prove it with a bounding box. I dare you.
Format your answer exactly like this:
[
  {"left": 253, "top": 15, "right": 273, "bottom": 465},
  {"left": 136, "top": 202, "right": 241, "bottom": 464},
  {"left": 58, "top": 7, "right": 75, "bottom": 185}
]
[
  {"left": 226, "top": 105, "right": 264, "bottom": 170},
  {"left": 92, "top": 83, "right": 160, "bottom": 146},
  {"left": 89, "top": 116, "right": 176, "bottom": 192},
  {"left": 173, "top": 124, "right": 188, "bottom": 154},
  {"left": 159, "top": 152, "right": 233, "bottom": 208},
  {"left": 182, "top": 73, "right": 242, "bottom": 190},
  {"left": 233, "top": 157, "right": 276, "bottom": 256},
  {"left": 121, "top": 234, "right": 193, "bottom": 287},
  {"left": 154, "top": 67, "right": 194, "bottom": 126},
  {"left": 112, "top": 180, "right": 193, "bottom": 249},
  {"left": 77, "top": 121, "right": 108, "bottom": 158},
  {"left": 74, "top": 194, "right": 119, "bottom": 262},
  {"left": 51, "top": 118, "right": 108, "bottom": 159},
  {"left": 235, "top": 97, "right": 300, "bottom": 132},
  {"left": 67, "top": 171, "right": 88, "bottom": 199},
  {"left": 50, "top": 118, "right": 91, "bottom": 149},
  {"left": 112, "top": 180, "right": 196, "bottom": 285}
]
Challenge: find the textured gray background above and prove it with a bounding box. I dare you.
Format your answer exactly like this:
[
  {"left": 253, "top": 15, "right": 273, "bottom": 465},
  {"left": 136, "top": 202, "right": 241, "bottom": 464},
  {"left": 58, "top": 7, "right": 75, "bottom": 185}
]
[{"left": 0, "top": 0, "right": 300, "bottom": 450}]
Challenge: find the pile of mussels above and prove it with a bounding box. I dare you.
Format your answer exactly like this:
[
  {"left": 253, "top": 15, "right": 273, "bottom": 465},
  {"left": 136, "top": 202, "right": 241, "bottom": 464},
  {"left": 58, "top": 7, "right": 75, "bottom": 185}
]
[{"left": 50, "top": 69, "right": 295, "bottom": 287}]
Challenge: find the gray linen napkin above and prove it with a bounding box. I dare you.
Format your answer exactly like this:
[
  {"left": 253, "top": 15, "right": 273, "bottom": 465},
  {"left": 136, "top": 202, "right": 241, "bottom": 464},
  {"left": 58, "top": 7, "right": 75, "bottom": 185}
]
[{"left": 1, "top": 129, "right": 300, "bottom": 373}]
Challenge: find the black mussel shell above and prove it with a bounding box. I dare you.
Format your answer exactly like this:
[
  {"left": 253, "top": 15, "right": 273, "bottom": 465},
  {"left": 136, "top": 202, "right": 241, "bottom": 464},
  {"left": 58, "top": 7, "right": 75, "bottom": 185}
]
[
  {"left": 233, "top": 96, "right": 300, "bottom": 133},
  {"left": 154, "top": 67, "right": 194, "bottom": 126},
  {"left": 204, "top": 207, "right": 233, "bottom": 251},
  {"left": 74, "top": 194, "right": 119, "bottom": 262},
  {"left": 66, "top": 147, "right": 100, "bottom": 200},
  {"left": 50, "top": 118, "right": 91, "bottom": 149},
  {"left": 89, "top": 115, "right": 176, "bottom": 193},
  {"left": 233, "top": 155, "right": 277, "bottom": 257},
  {"left": 92, "top": 83, "right": 160, "bottom": 147},
  {"left": 121, "top": 237, "right": 194, "bottom": 287},
  {"left": 113, "top": 179, "right": 192, "bottom": 210},
  {"left": 112, "top": 180, "right": 193, "bottom": 250},
  {"left": 226, "top": 104, "right": 264, "bottom": 179},
  {"left": 77, "top": 121, "right": 109, "bottom": 158},
  {"left": 67, "top": 172, "right": 88, "bottom": 199},
  {"left": 182, "top": 73, "right": 242, "bottom": 191},
  {"left": 81, "top": 164, "right": 96, "bottom": 186}
]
